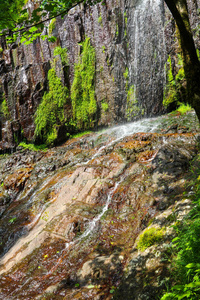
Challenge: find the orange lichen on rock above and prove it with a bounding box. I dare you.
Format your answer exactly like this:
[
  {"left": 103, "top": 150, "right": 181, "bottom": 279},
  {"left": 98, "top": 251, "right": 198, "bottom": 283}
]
[
  {"left": 117, "top": 140, "right": 151, "bottom": 152},
  {"left": 138, "top": 150, "right": 158, "bottom": 163},
  {"left": 4, "top": 167, "right": 33, "bottom": 192}
]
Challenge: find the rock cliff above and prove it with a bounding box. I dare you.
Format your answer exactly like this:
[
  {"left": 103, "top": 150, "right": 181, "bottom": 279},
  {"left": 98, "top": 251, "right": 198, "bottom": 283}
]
[{"left": 0, "top": 0, "right": 168, "bottom": 151}]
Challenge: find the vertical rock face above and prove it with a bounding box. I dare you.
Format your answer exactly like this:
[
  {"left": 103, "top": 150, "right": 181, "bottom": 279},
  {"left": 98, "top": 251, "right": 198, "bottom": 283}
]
[{"left": 0, "top": 0, "right": 198, "bottom": 151}]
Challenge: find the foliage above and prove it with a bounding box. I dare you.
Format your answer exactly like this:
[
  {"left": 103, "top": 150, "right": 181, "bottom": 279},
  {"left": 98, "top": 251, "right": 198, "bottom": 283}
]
[
  {"left": 123, "top": 67, "right": 129, "bottom": 91},
  {"left": 48, "top": 18, "right": 56, "bottom": 36},
  {"left": 101, "top": 101, "right": 109, "bottom": 112},
  {"left": 98, "top": 15, "right": 103, "bottom": 26},
  {"left": 126, "top": 85, "right": 143, "bottom": 121},
  {"left": 0, "top": 0, "right": 26, "bottom": 31},
  {"left": 34, "top": 68, "right": 68, "bottom": 145},
  {"left": 163, "top": 56, "right": 177, "bottom": 107},
  {"left": 176, "top": 103, "right": 192, "bottom": 115},
  {"left": 18, "top": 142, "right": 47, "bottom": 151},
  {"left": 0, "top": 0, "right": 101, "bottom": 44},
  {"left": 0, "top": 98, "right": 10, "bottom": 118},
  {"left": 161, "top": 154, "right": 200, "bottom": 300},
  {"left": 137, "top": 227, "right": 164, "bottom": 251},
  {"left": 71, "top": 131, "right": 92, "bottom": 139},
  {"left": 71, "top": 37, "right": 97, "bottom": 130},
  {"left": 53, "top": 46, "right": 69, "bottom": 65},
  {"left": 163, "top": 55, "right": 187, "bottom": 109}
]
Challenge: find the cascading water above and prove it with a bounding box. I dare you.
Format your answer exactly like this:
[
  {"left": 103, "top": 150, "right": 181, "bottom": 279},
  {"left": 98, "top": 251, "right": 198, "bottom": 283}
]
[
  {"left": 127, "top": 0, "right": 166, "bottom": 118},
  {"left": 0, "top": 110, "right": 199, "bottom": 298}
]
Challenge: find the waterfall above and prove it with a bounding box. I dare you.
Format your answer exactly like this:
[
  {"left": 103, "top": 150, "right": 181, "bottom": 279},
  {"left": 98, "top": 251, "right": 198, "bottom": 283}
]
[{"left": 128, "top": 0, "right": 166, "bottom": 117}]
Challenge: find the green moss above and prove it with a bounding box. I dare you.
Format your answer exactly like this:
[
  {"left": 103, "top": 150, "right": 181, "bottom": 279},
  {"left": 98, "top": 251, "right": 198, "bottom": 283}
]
[
  {"left": 123, "top": 67, "right": 129, "bottom": 91},
  {"left": 116, "top": 24, "right": 119, "bottom": 37},
  {"left": 34, "top": 68, "right": 69, "bottom": 145},
  {"left": 48, "top": 18, "right": 56, "bottom": 36},
  {"left": 18, "top": 142, "right": 47, "bottom": 151},
  {"left": 98, "top": 15, "right": 103, "bottom": 27},
  {"left": 197, "top": 49, "right": 200, "bottom": 60},
  {"left": 101, "top": 100, "right": 109, "bottom": 112},
  {"left": 176, "top": 103, "right": 192, "bottom": 114},
  {"left": 163, "top": 55, "right": 186, "bottom": 108},
  {"left": 53, "top": 46, "right": 69, "bottom": 65},
  {"left": 137, "top": 227, "right": 164, "bottom": 251},
  {"left": 126, "top": 85, "right": 142, "bottom": 120},
  {"left": 124, "top": 12, "right": 128, "bottom": 38},
  {"left": 0, "top": 98, "right": 10, "bottom": 118},
  {"left": 71, "top": 37, "right": 97, "bottom": 130},
  {"left": 71, "top": 131, "right": 92, "bottom": 139}
]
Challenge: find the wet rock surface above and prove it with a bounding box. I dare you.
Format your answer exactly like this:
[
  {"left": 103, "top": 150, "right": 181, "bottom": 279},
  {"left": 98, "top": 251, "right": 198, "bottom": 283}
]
[{"left": 0, "top": 112, "right": 199, "bottom": 299}]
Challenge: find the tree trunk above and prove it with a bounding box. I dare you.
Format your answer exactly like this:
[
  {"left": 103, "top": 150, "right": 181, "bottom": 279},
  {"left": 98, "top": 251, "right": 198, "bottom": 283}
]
[{"left": 164, "top": 0, "right": 200, "bottom": 121}]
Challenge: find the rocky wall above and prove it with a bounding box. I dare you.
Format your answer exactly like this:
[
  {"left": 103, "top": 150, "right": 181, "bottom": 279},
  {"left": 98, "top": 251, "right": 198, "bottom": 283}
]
[{"left": 0, "top": 0, "right": 199, "bottom": 151}]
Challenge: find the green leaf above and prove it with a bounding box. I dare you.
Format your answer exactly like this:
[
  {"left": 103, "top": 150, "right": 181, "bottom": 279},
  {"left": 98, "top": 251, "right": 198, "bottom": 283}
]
[
  {"left": 28, "top": 26, "right": 39, "bottom": 33},
  {"left": 87, "top": 284, "right": 95, "bottom": 289},
  {"left": 47, "top": 36, "right": 57, "bottom": 43},
  {"left": 177, "top": 291, "right": 191, "bottom": 299},
  {"left": 186, "top": 263, "right": 197, "bottom": 269}
]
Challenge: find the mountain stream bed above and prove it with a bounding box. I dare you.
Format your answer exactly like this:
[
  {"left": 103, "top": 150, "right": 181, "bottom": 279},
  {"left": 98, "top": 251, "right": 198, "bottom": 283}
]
[{"left": 0, "top": 111, "right": 199, "bottom": 299}]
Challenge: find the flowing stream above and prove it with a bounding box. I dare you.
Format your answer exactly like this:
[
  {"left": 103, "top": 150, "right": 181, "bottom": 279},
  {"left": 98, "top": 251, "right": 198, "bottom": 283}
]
[{"left": 0, "top": 110, "right": 198, "bottom": 298}]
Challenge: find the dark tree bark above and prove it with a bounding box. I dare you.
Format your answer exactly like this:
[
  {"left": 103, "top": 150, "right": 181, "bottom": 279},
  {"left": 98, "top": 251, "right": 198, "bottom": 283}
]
[{"left": 165, "top": 0, "right": 200, "bottom": 121}]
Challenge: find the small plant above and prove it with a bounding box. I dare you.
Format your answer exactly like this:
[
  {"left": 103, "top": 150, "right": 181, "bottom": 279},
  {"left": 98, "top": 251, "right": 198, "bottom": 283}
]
[
  {"left": 18, "top": 142, "right": 47, "bottom": 151},
  {"left": 137, "top": 227, "right": 164, "bottom": 251},
  {"left": 102, "top": 45, "right": 106, "bottom": 53},
  {"left": 123, "top": 67, "right": 129, "bottom": 91},
  {"left": 48, "top": 18, "right": 56, "bottom": 36},
  {"left": 98, "top": 15, "right": 103, "bottom": 26},
  {"left": 116, "top": 24, "right": 119, "bottom": 36},
  {"left": 126, "top": 85, "right": 142, "bottom": 120},
  {"left": 0, "top": 98, "right": 10, "bottom": 118},
  {"left": 71, "top": 131, "right": 92, "bottom": 139},
  {"left": 101, "top": 101, "right": 109, "bottom": 112},
  {"left": 176, "top": 103, "right": 192, "bottom": 115},
  {"left": 53, "top": 46, "right": 69, "bottom": 65},
  {"left": 9, "top": 217, "right": 17, "bottom": 224}
]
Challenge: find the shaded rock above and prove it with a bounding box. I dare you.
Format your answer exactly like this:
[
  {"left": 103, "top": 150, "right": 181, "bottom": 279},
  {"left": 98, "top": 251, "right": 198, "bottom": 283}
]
[{"left": 78, "top": 254, "right": 122, "bottom": 284}]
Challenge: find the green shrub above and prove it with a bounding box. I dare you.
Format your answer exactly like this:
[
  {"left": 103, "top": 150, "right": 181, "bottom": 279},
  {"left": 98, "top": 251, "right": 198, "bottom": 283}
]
[
  {"left": 34, "top": 68, "right": 68, "bottom": 145},
  {"left": 161, "top": 154, "right": 200, "bottom": 299},
  {"left": 137, "top": 227, "right": 164, "bottom": 251},
  {"left": 71, "top": 37, "right": 96, "bottom": 130}
]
